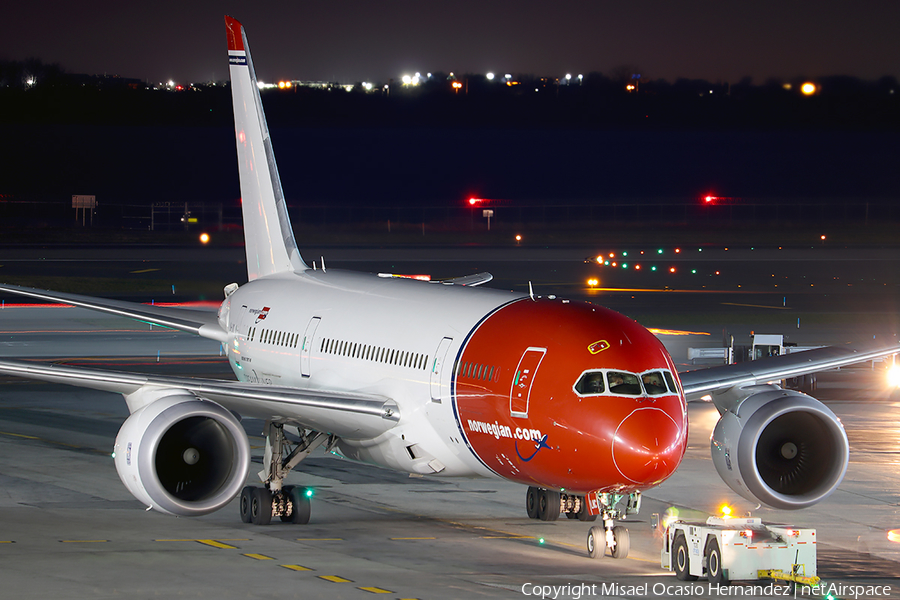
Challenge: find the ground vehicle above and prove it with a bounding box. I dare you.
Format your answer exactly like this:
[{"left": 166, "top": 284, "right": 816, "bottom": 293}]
[{"left": 661, "top": 516, "right": 818, "bottom": 586}]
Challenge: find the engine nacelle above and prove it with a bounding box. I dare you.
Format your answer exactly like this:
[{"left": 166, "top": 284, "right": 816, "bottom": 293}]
[
  {"left": 114, "top": 393, "right": 250, "bottom": 516},
  {"left": 711, "top": 388, "right": 848, "bottom": 510}
]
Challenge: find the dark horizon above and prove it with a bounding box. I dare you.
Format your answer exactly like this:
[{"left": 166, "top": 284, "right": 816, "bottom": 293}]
[{"left": 3, "top": 2, "right": 900, "bottom": 86}]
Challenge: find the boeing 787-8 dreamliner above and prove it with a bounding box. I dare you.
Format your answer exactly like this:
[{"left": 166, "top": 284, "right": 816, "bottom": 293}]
[{"left": 0, "top": 16, "right": 896, "bottom": 562}]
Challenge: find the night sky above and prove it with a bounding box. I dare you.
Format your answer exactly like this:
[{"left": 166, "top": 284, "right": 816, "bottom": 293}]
[{"left": 4, "top": 1, "right": 900, "bottom": 85}]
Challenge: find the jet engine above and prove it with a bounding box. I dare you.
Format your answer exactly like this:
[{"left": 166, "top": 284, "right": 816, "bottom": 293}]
[
  {"left": 113, "top": 393, "right": 250, "bottom": 516},
  {"left": 710, "top": 388, "right": 848, "bottom": 510}
]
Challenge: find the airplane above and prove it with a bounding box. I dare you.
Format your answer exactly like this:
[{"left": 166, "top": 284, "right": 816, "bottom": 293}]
[{"left": 0, "top": 15, "right": 897, "bottom": 561}]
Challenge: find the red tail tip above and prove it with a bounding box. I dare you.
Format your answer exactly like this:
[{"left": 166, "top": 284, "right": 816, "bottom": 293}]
[{"left": 225, "top": 16, "right": 245, "bottom": 52}]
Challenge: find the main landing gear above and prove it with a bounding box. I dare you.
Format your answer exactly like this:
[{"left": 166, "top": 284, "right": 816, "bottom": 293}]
[
  {"left": 525, "top": 487, "right": 597, "bottom": 522},
  {"left": 238, "top": 421, "right": 333, "bottom": 526},
  {"left": 524, "top": 487, "right": 640, "bottom": 560}
]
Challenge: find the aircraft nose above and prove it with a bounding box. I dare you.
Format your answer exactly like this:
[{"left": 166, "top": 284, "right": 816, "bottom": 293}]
[{"left": 612, "top": 407, "right": 684, "bottom": 487}]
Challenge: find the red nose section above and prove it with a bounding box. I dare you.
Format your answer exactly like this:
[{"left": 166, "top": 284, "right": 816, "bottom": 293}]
[{"left": 612, "top": 407, "right": 683, "bottom": 486}]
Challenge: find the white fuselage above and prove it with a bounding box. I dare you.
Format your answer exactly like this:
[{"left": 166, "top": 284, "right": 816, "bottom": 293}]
[{"left": 220, "top": 268, "right": 525, "bottom": 479}]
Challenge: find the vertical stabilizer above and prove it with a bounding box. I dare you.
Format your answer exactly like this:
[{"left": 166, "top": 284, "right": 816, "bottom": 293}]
[{"left": 225, "top": 16, "right": 307, "bottom": 280}]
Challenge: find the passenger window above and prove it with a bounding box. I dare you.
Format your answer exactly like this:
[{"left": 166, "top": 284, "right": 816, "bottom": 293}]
[
  {"left": 607, "top": 371, "right": 641, "bottom": 395},
  {"left": 574, "top": 371, "right": 605, "bottom": 395},
  {"left": 641, "top": 371, "right": 669, "bottom": 395}
]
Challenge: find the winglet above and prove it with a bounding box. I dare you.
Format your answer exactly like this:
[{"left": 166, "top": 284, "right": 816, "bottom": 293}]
[{"left": 225, "top": 16, "right": 307, "bottom": 280}]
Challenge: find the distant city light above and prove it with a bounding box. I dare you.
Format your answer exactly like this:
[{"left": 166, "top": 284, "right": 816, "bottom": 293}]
[
  {"left": 565, "top": 73, "right": 572, "bottom": 81},
  {"left": 801, "top": 82, "right": 817, "bottom": 96},
  {"left": 486, "top": 72, "right": 495, "bottom": 80},
  {"left": 199, "top": 233, "right": 210, "bottom": 244}
]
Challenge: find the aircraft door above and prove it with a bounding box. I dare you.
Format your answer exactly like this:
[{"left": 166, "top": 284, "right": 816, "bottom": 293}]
[
  {"left": 234, "top": 305, "right": 251, "bottom": 337},
  {"left": 430, "top": 337, "right": 453, "bottom": 402},
  {"left": 510, "top": 347, "right": 546, "bottom": 418},
  {"left": 300, "top": 317, "right": 321, "bottom": 377}
]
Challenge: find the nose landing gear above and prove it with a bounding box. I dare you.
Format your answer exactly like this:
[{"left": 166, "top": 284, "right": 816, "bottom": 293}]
[{"left": 585, "top": 492, "right": 640, "bottom": 560}]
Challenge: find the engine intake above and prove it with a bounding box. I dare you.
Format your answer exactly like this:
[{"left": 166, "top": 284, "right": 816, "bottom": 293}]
[
  {"left": 114, "top": 393, "right": 250, "bottom": 516},
  {"left": 711, "top": 388, "right": 848, "bottom": 510}
]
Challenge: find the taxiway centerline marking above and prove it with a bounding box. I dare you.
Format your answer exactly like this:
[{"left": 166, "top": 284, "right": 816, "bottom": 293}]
[{"left": 318, "top": 575, "right": 353, "bottom": 583}]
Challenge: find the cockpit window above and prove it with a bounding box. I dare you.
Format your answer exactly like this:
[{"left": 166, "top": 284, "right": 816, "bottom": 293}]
[
  {"left": 574, "top": 371, "right": 605, "bottom": 395},
  {"left": 641, "top": 371, "right": 668, "bottom": 395},
  {"left": 607, "top": 371, "right": 642, "bottom": 396},
  {"left": 664, "top": 371, "right": 678, "bottom": 394},
  {"left": 574, "top": 368, "right": 678, "bottom": 397}
]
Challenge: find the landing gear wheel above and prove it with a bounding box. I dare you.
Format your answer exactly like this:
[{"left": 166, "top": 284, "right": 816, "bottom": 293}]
[
  {"left": 705, "top": 538, "right": 727, "bottom": 585},
  {"left": 537, "top": 489, "right": 561, "bottom": 521},
  {"left": 576, "top": 499, "right": 597, "bottom": 522},
  {"left": 250, "top": 487, "right": 272, "bottom": 525},
  {"left": 610, "top": 526, "right": 630, "bottom": 559},
  {"left": 239, "top": 486, "right": 253, "bottom": 523},
  {"left": 279, "top": 486, "right": 295, "bottom": 522},
  {"left": 673, "top": 534, "right": 698, "bottom": 581},
  {"left": 526, "top": 487, "right": 539, "bottom": 519},
  {"left": 565, "top": 512, "right": 578, "bottom": 519},
  {"left": 587, "top": 526, "right": 606, "bottom": 559},
  {"left": 289, "top": 486, "right": 311, "bottom": 524}
]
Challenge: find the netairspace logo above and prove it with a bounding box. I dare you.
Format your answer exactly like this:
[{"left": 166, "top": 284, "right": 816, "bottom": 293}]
[{"left": 519, "top": 582, "right": 894, "bottom": 599}]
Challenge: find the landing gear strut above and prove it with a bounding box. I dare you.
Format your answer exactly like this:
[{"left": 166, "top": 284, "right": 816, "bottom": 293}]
[{"left": 239, "top": 421, "right": 333, "bottom": 525}]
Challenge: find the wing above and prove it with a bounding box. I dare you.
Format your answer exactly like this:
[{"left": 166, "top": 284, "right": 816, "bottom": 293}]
[
  {"left": 680, "top": 342, "right": 899, "bottom": 402},
  {"left": 0, "top": 283, "right": 227, "bottom": 343},
  {"left": 440, "top": 272, "right": 493, "bottom": 286},
  {"left": 0, "top": 358, "right": 398, "bottom": 440}
]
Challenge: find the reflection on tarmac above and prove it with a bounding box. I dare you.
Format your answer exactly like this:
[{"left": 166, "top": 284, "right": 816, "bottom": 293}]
[{"left": 0, "top": 246, "right": 899, "bottom": 598}]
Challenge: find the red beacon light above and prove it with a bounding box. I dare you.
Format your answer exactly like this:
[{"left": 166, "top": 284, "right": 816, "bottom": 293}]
[{"left": 468, "top": 197, "right": 483, "bottom": 206}]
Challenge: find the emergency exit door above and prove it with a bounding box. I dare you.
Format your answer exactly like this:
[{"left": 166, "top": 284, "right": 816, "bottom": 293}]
[
  {"left": 300, "top": 317, "right": 321, "bottom": 377},
  {"left": 510, "top": 347, "right": 546, "bottom": 418}
]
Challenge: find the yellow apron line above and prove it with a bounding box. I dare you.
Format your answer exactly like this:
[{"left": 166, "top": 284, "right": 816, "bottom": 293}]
[
  {"left": 0, "top": 431, "right": 40, "bottom": 440},
  {"left": 359, "top": 586, "right": 394, "bottom": 594},
  {"left": 281, "top": 564, "right": 314, "bottom": 571},
  {"left": 243, "top": 553, "right": 274, "bottom": 560},
  {"left": 318, "top": 575, "right": 353, "bottom": 583}
]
